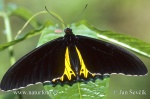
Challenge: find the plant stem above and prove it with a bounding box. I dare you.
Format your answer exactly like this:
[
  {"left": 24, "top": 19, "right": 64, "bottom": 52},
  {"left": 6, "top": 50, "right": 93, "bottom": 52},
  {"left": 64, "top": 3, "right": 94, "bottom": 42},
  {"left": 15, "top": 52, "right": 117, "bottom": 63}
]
[
  {"left": 1, "top": 1, "right": 23, "bottom": 99},
  {"left": 3, "top": 12, "right": 15, "bottom": 65}
]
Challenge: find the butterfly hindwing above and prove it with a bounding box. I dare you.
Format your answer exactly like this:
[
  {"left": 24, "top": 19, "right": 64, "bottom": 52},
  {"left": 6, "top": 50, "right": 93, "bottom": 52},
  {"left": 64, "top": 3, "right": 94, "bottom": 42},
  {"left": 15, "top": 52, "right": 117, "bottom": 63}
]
[
  {"left": 76, "top": 35, "right": 147, "bottom": 75},
  {"left": 0, "top": 37, "right": 66, "bottom": 91}
]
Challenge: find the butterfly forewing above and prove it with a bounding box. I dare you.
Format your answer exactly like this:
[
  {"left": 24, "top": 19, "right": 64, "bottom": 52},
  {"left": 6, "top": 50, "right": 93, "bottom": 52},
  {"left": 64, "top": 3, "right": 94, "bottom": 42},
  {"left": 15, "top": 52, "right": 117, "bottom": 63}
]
[
  {"left": 76, "top": 35, "right": 148, "bottom": 75},
  {"left": 0, "top": 37, "right": 66, "bottom": 91}
]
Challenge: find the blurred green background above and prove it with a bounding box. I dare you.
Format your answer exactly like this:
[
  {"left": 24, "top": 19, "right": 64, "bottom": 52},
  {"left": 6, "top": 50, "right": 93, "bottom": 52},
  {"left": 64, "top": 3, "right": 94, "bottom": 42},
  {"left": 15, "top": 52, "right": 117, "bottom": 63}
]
[{"left": 0, "top": 0, "right": 150, "bottom": 99}]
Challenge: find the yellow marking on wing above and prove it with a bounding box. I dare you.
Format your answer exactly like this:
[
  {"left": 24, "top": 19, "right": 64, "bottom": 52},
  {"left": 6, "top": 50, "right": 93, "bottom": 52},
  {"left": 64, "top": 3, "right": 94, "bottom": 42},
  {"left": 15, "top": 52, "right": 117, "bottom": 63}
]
[
  {"left": 60, "top": 47, "right": 76, "bottom": 81},
  {"left": 91, "top": 73, "right": 95, "bottom": 77},
  {"left": 75, "top": 47, "right": 89, "bottom": 78}
]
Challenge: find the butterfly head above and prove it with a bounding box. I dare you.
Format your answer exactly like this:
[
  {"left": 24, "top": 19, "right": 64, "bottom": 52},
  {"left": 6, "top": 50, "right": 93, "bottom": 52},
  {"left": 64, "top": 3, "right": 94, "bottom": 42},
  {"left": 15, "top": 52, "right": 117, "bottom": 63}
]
[{"left": 64, "top": 28, "right": 73, "bottom": 35}]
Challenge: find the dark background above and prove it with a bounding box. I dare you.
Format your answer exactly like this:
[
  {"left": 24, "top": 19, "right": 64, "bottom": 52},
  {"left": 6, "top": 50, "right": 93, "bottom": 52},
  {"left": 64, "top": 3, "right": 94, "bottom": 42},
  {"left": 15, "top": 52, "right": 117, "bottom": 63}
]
[{"left": 0, "top": 0, "right": 150, "bottom": 99}]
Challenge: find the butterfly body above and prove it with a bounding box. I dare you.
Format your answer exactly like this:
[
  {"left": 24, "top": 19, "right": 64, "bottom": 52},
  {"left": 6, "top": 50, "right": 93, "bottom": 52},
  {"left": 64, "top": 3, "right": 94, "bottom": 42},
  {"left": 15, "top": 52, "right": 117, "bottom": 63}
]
[{"left": 0, "top": 28, "right": 148, "bottom": 91}]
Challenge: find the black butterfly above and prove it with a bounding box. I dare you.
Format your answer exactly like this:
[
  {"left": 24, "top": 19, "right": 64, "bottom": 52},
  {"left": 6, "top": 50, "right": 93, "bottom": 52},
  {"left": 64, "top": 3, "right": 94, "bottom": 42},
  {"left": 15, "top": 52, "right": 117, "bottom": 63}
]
[{"left": 0, "top": 28, "right": 148, "bottom": 91}]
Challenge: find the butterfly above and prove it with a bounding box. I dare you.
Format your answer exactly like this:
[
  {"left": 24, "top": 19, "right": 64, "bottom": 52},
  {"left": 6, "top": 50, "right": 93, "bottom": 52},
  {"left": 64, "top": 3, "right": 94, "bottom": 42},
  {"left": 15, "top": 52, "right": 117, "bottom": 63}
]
[{"left": 0, "top": 27, "right": 148, "bottom": 91}]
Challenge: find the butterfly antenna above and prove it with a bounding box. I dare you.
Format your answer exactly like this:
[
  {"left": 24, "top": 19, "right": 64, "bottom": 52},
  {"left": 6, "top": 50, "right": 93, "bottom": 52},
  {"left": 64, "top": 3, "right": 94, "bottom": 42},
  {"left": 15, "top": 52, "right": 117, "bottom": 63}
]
[
  {"left": 45, "top": 6, "right": 68, "bottom": 27},
  {"left": 70, "top": 4, "right": 88, "bottom": 26}
]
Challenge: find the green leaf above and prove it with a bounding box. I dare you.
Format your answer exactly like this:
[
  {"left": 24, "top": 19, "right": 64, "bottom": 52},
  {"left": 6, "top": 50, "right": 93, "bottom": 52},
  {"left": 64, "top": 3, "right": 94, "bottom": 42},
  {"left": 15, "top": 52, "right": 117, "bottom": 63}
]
[
  {"left": 44, "top": 78, "right": 110, "bottom": 99},
  {"left": 0, "top": 22, "right": 52, "bottom": 51},
  {"left": 77, "top": 20, "right": 150, "bottom": 58},
  {"left": 37, "top": 24, "right": 64, "bottom": 47}
]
